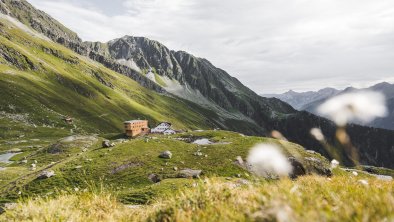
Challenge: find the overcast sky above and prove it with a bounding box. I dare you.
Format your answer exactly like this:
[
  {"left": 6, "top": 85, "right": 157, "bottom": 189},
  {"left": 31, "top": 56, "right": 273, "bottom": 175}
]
[{"left": 28, "top": 0, "right": 394, "bottom": 94}]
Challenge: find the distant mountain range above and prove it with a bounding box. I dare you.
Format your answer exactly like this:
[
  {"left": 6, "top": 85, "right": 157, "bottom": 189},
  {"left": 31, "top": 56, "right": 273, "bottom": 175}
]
[{"left": 264, "top": 82, "right": 394, "bottom": 130}]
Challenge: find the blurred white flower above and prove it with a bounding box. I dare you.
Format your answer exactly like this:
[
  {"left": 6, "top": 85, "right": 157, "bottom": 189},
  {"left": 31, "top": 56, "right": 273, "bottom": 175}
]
[
  {"left": 358, "top": 179, "right": 369, "bottom": 186},
  {"left": 247, "top": 144, "right": 292, "bottom": 178},
  {"left": 352, "top": 171, "right": 358, "bottom": 176},
  {"left": 310, "top": 128, "right": 325, "bottom": 141},
  {"left": 317, "top": 91, "right": 387, "bottom": 126},
  {"left": 290, "top": 185, "right": 299, "bottom": 194},
  {"left": 331, "top": 159, "right": 339, "bottom": 168}
]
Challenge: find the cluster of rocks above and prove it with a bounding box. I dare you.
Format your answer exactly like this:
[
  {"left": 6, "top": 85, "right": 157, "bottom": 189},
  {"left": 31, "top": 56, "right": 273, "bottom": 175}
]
[
  {"left": 147, "top": 150, "right": 203, "bottom": 183},
  {"left": 193, "top": 149, "right": 208, "bottom": 158}
]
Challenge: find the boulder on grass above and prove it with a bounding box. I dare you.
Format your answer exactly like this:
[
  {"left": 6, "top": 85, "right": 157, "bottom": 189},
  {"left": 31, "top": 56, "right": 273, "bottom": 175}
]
[
  {"left": 102, "top": 140, "right": 115, "bottom": 148},
  {"left": 148, "top": 174, "right": 161, "bottom": 183},
  {"left": 37, "top": 170, "right": 55, "bottom": 180},
  {"left": 177, "top": 169, "right": 202, "bottom": 178},
  {"left": 159, "top": 151, "right": 172, "bottom": 159},
  {"left": 288, "top": 157, "right": 306, "bottom": 179}
]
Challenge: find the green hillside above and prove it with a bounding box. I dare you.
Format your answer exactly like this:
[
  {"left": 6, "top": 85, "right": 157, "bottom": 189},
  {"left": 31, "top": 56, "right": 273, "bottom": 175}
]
[
  {"left": 0, "top": 130, "right": 333, "bottom": 204},
  {"left": 0, "top": 16, "right": 225, "bottom": 137}
]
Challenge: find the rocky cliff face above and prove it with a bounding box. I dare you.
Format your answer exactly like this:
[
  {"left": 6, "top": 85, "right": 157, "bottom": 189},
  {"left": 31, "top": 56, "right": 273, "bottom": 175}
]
[
  {"left": 107, "top": 36, "right": 183, "bottom": 80},
  {"left": 102, "top": 36, "right": 296, "bottom": 125},
  {"left": 2, "top": 0, "right": 394, "bottom": 168}
]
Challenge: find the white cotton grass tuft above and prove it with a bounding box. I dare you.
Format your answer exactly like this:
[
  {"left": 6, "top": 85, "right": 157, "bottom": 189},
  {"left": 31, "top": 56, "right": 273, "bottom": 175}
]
[
  {"left": 247, "top": 144, "right": 292, "bottom": 178},
  {"left": 310, "top": 128, "right": 325, "bottom": 141},
  {"left": 317, "top": 91, "right": 387, "bottom": 126},
  {"left": 331, "top": 159, "right": 339, "bottom": 169},
  {"left": 358, "top": 179, "right": 369, "bottom": 186}
]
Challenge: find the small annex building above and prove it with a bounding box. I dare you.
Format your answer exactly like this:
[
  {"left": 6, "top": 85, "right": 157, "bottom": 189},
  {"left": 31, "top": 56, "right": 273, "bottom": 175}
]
[
  {"left": 124, "top": 120, "right": 150, "bottom": 137},
  {"left": 151, "top": 122, "right": 176, "bottom": 135}
]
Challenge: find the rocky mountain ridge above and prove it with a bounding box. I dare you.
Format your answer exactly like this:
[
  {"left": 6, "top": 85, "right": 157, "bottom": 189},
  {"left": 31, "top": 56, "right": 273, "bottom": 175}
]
[
  {"left": 264, "top": 88, "right": 340, "bottom": 110},
  {"left": 266, "top": 82, "right": 394, "bottom": 130},
  {"left": 0, "top": 0, "right": 164, "bottom": 93}
]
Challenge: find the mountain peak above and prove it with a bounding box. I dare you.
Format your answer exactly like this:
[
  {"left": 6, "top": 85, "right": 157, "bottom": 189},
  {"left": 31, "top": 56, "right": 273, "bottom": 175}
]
[
  {"left": 372, "top": 81, "right": 392, "bottom": 89},
  {"left": 284, "top": 89, "right": 298, "bottom": 95}
]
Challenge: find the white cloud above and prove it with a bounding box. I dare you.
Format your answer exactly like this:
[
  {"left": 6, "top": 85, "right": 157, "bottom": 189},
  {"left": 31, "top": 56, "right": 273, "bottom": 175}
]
[{"left": 28, "top": 0, "right": 394, "bottom": 93}]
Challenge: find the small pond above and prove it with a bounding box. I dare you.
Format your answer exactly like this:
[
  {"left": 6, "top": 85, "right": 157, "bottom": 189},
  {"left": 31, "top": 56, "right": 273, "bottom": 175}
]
[
  {"left": 0, "top": 152, "right": 22, "bottom": 163},
  {"left": 192, "top": 138, "right": 213, "bottom": 145}
]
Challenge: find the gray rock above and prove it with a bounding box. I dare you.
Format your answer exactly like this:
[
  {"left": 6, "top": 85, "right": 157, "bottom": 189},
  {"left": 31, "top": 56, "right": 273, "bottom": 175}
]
[
  {"left": 303, "top": 157, "right": 332, "bottom": 177},
  {"left": 177, "top": 169, "right": 202, "bottom": 178},
  {"left": 234, "top": 156, "right": 252, "bottom": 171},
  {"left": 288, "top": 157, "right": 306, "bottom": 179},
  {"left": 36, "top": 170, "right": 55, "bottom": 180},
  {"left": 148, "top": 174, "right": 161, "bottom": 183},
  {"left": 102, "top": 140, "right": 113, "bottom": 148},
  {"left": 9, "top": 148, "right": 22, "bottom": 153},
  {"left": 306, "top": 150, "right": 318, "bottom": 154},
  {"left": 159, "top": 150, "right": 172, "bottom": 159},
  {"left": 110, "top": 162, "right": 141, "bottom": 174},
  {"left": 235, "top": 156, "right": 244, "bottom": 165}
]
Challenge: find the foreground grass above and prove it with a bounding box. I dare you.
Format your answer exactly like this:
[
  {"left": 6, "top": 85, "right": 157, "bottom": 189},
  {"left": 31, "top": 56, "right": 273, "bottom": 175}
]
[
  {"left": 2, "top": 175, "right": 393, "bottom": 222},
  {"left": 1, "top": 130, "right": 331, "bottom": 203}
]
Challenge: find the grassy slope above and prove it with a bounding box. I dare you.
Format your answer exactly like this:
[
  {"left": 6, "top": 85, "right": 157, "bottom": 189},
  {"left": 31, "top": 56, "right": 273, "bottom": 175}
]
[
  {"left": 5, "top": 130, "right": 384, "bottom": 222},
  {"left": 0, "top": 130, "right": 331, "bottom": 203},
  {"left": 0, "top": 17, "right": 223, "bottom": 138}
]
